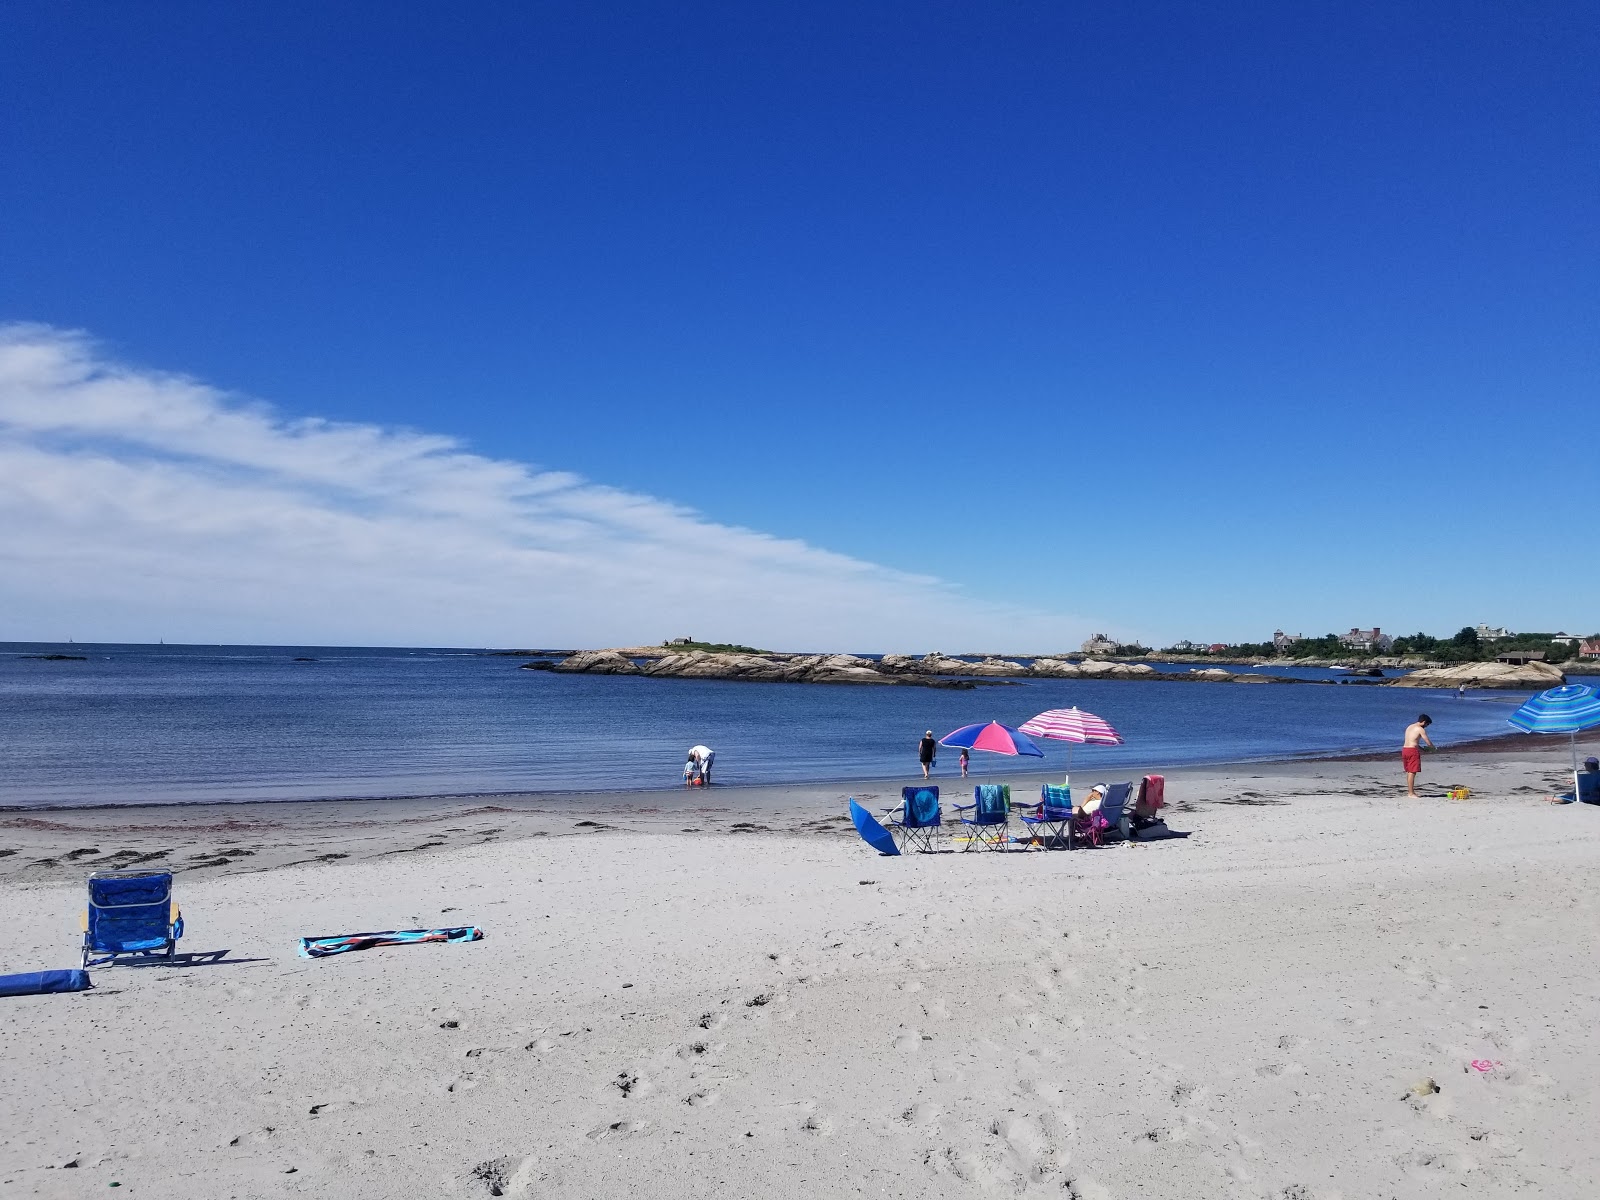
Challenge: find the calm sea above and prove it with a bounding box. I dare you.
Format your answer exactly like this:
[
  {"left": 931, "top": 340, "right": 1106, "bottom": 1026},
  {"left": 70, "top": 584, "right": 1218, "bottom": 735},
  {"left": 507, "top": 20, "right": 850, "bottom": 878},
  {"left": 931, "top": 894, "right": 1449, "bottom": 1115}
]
[{"left": 0, "top": 643, "right": 1528, "bottom": 808}]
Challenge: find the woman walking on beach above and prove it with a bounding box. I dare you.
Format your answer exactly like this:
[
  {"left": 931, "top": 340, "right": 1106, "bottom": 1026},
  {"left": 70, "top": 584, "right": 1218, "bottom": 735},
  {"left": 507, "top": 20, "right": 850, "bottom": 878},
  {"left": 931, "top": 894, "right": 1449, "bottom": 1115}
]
[{"left": 918, "top": 730, "right": 937, "bottom": 779}]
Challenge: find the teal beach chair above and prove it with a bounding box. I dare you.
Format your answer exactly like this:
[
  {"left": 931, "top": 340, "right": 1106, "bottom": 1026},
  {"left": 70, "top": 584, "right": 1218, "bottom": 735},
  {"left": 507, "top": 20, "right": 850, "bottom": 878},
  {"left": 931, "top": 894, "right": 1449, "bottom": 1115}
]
[
  {"left": 955, "top": 783, "right": 1011, "bottom": 851},
  {"left": 1020, "top": 783, "right": 1073, "bottom": 849},
  {"left": 885, "top": 786, "right": 942, "bottom": 853},
  {"left": 82, "top": 871, "right": 184, "bottom": 969}
]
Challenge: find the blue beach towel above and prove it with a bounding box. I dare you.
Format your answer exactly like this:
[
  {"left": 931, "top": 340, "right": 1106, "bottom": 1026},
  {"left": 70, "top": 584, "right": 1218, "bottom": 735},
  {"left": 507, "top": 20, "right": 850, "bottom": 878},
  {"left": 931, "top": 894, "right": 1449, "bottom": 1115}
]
[
  {"left": 0, "top": 970, "right": 92, "bottom": 997},
  {"left": 299, "top": 926, "right": 483, "bottom": 959}
]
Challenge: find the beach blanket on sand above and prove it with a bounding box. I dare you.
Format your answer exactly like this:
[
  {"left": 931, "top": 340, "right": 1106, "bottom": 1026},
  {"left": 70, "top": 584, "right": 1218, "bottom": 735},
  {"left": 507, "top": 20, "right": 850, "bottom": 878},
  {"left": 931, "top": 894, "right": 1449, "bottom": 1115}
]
[
  {"left": 0, "top": 969, "right": 92, "bottom": 997},
  {"left": 298, "top": 926, "right": 483, "bottom": 959}
]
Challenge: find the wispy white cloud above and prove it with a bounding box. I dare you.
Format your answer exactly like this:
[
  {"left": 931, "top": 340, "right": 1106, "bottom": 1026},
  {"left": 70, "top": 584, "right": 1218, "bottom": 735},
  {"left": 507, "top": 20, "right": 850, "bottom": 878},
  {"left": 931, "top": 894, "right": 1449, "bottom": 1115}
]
[{"left": 0, "top": 324, "right": 1104, "bottom": 650}]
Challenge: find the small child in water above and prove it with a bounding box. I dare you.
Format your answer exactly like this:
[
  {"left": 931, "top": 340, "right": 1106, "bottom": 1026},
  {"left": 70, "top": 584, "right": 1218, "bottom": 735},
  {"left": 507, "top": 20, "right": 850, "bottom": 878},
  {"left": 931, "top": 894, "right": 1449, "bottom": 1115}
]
[{"left": 959, "top": 748, "right": 970, "bottom": 777}]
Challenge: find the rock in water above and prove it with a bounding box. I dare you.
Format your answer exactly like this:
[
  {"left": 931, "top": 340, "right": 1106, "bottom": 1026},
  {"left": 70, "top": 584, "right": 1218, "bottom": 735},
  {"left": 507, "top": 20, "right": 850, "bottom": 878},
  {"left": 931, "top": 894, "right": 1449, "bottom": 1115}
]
[
  {"left": 1389, "top": 661, "right": 1564, "bottom": 690},
  {"left": 552, "top": 650, "right": 641, "bottom": 675}
]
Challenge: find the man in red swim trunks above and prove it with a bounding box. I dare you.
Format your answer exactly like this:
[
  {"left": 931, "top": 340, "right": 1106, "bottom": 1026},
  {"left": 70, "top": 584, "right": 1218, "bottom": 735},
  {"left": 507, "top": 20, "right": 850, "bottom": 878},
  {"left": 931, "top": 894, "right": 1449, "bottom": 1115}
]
[{"left": 1402, "top": 714, "right": 1433, "bottom": 797}]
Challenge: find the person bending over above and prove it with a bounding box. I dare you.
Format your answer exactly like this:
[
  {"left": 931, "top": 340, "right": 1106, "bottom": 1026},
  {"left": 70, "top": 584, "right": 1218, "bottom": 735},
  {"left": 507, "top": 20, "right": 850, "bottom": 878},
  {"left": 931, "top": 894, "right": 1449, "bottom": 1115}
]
[
  {"left": 1402, "top": 715, "right": 1433, "bottom": 797},
  {"left": 687, "top": 744, "right": 715, "bottom": 785}
]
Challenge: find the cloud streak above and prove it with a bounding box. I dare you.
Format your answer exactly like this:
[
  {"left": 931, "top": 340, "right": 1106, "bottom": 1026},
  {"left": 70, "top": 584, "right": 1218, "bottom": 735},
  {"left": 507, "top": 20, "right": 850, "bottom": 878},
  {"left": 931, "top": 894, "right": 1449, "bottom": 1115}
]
[{"left": 0, "top": 324, "right": 1101, "bottom": 650}]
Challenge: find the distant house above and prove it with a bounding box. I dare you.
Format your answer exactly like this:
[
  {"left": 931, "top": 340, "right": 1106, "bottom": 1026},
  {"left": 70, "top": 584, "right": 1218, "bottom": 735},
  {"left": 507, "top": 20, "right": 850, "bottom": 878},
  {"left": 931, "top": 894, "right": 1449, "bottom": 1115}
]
[
  {"left": 1080, "top": 633, "right": 1118, "bottom": 656},
  {"left": 1339, "top": 627, "right": 1394, "bottom": 653},
  {"left": 664, "top": 636, "right": 696, "bottom": 647},
  {"left": 1550, "top": 632, "right": 1581, "bottom": 646},
  {"left": 1168, "top": 639, "right": 1203, "bottom": 652},
  {"left": 1496, "top": 649, "right": 1546, "bottom": 665},
  {"left": 1272, "top": 630, "right": 1302, "bottom": 653},
  {"left": 1207, "top": 643, "right": 1229, "bottom": 654},
  {"left": 1580, "top": 637, "right": 1600, "bottom": 659},
  {"left": 1475, "top": 624, "right": 1512, "bottom": 642}
]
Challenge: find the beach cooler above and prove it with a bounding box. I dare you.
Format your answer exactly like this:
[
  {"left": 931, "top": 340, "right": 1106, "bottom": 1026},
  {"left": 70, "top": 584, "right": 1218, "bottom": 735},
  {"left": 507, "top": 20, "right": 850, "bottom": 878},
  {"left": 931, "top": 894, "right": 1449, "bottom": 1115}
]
[{"left": 81, "top": 870, "right": 184, "bottom": 969}]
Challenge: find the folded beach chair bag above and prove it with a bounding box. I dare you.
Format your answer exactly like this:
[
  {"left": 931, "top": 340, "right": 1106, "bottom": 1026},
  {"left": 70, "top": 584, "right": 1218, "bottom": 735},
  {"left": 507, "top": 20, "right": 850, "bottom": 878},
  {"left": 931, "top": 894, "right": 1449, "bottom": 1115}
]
[
  {"left": 886, "top": 786, "right": 942, "bottom": 853},
  {"left": 1075, "top": 782, "right": 1133, "bottom": 847},
  {"left": 1021, "top": 783, "right": 1073, "bottom": 850},
  {"left": 1130, "top": 774, "right": 1167, "bottom": 835},
  {"left": 81, "top": 870, "right": 183, "bottom": 969},
  {"left": 955, "top": 783, "right": 1011, "bottom": 851}
]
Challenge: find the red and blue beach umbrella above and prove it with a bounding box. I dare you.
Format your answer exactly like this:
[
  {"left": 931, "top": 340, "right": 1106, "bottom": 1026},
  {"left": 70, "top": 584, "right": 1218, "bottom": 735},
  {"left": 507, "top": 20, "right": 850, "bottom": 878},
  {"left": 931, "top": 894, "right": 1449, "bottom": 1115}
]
[{"left": 939, "top": 721, "right": 1044, "bottom": 757}]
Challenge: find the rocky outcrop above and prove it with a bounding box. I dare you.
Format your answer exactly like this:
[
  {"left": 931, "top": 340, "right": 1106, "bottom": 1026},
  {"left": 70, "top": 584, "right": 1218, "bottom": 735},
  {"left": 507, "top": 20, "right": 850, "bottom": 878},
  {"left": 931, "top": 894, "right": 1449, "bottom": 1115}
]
[
  {"left": 1389, "top": 661, "right": 1565, "bottom": 690},
  {"left": 552, "top": 649, "right": 641, "bottom": 675},
  {"left": 546, "top": 649, "right": 1307, "bottom": 686},
  {"left": 633, "top": 650, "right": 972, "bottom": 688}
]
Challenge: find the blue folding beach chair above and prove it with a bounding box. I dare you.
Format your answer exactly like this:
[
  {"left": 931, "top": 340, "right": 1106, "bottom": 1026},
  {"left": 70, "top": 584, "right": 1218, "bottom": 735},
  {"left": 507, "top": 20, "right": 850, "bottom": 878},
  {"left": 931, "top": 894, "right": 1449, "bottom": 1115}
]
[
  {"left": 1020, "top": 783, "right": 1073, "bottom": 850},
  {"left": 885, "top": 786, "right": 942, "bottom": 853},
  {"left": 1073, "top": 781, "right": 1133, "bottom": 847},
  {"left": 1576, "top": 770, "right": 1600, "bottom": 805},
  {"left": 81, "top": 871, "right": 184, "bottom": 969},
  {"left": 955, "top": 783, "right": 1011, "bottom": 851}
]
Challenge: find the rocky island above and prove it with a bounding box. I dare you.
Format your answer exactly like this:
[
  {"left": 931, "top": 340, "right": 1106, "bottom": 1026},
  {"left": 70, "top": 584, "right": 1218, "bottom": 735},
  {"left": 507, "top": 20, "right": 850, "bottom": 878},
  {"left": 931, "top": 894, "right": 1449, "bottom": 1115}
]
[
  {"left": 524, "top": 647, "right": 1570, "bottom": 691},
  {"left": 531, "top": 649, "right": 1317, "bottom": 688}
]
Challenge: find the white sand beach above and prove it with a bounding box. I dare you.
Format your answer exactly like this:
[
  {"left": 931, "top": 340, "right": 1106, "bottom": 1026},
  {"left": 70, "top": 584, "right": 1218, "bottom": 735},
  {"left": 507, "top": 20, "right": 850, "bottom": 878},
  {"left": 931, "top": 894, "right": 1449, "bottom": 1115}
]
[{"left": 3, "top": 739, "right": 1599, "bottom": 1199}]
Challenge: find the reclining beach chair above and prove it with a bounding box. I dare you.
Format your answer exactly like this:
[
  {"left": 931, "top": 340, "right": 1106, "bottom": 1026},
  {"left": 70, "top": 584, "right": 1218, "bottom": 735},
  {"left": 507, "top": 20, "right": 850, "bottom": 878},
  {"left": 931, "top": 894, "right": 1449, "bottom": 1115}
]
[
  {"left": 82, "top": 870, "right": 183, "bottom": 969},
  {"left": 1128, "top": 774, "right": 1168, "bottom": 837},
  {"left": 1019, "top": 783, "right": 1073, "bottom": 850},
  {"left": 885, "top": 786, "right": 942, "bottom": 853},
  {"left": 954, "top": 783, "right": 1011, "bottom": 851},
  {"left": 1072, "top": 781, "right": 1132, "bottom": 847}
]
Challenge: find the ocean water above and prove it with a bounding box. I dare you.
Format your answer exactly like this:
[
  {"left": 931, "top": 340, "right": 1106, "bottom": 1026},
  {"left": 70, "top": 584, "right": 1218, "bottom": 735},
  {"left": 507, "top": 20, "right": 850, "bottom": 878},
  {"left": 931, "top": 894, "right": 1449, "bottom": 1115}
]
[{"left": 0, "top": 643, "right": 1529, "bottom": 808}]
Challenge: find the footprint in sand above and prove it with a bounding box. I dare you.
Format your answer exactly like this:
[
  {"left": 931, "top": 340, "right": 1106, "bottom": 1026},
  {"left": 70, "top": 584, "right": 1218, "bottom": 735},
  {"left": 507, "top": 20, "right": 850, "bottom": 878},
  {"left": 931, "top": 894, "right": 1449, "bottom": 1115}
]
[
  {"left": 585, "top": 1120, "right": 649, "bottom": 1140},
  {"left": 801, "top": 1113, "right": 833, "bottom": 1135},
  {"left": 697, "top": 1011, "right": 727, "bottom": 1031},
  {"left": 684, "top": 1089, "right": 719, "bottom": 1107}
]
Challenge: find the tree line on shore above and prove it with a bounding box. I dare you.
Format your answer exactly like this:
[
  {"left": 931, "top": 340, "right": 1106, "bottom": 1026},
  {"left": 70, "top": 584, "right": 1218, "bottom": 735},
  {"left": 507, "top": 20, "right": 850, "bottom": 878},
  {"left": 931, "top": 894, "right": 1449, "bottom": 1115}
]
[{"left": 1174, "top": 627, "right": 1583, "bottom": 663}]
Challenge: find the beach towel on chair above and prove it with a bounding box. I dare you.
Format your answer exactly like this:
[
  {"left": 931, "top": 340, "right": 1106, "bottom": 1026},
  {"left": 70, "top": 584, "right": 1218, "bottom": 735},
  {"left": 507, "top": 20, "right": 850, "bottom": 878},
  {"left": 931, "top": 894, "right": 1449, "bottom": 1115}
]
[{"left": 298, "top": 926, "right": 483, "bottom": 959}]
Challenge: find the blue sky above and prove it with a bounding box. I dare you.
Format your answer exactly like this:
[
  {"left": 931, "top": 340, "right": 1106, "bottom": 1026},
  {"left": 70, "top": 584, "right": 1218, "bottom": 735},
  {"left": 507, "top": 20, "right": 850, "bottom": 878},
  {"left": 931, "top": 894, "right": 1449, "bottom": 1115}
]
[{"left": 1, "top": 3, "right": 1596, "bottom": 649}]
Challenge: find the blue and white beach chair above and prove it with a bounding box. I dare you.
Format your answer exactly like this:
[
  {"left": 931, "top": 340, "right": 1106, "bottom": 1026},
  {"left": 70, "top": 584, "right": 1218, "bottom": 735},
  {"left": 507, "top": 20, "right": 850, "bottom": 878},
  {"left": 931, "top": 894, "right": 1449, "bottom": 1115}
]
[
  {"left": 82, "top": 871, "right": 184, "bottom": 969},
  {"left": 1020, "top": 783, "right": 1073, "bottom": 850},
  {"left": 955, "top": 783, "right": 1011, "bottom": 851},
  {"left": 885, "top": 786, "right": 942, "bottom": 853}
]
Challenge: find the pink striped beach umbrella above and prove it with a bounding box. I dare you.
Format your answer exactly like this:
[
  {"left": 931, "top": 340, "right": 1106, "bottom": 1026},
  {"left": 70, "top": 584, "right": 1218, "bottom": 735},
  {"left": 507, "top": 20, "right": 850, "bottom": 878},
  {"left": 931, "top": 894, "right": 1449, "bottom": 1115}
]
[{"left": 1018, "top": 707, "right": 1123, "bottom": 773}]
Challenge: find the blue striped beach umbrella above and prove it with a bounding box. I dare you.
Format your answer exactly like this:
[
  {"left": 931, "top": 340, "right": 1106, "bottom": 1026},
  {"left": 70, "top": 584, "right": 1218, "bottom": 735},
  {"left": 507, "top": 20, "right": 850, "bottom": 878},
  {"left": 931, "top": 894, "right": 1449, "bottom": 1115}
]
[{"left": 1507, "top": 684, "right": 1600, "bottom": 771}]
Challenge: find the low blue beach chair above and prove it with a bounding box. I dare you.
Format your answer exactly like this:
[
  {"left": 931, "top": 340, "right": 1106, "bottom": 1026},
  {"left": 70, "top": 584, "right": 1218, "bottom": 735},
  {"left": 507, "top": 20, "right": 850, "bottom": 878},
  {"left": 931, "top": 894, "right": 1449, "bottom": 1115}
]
[
  {"left": 955, "top": 783, "right": 1011, "bottom": 851},
  {"left": 81, "top": 870, "right": 184, "bottom": 969},
  {"left": 1576, "top": 770, "right": 1600, "bottom": 805},
  {"left": 885, "top": 786, "right": 942, "bottom": 853},
  {"left": 1020, "top": 783, "right": 1073, "bottom": 850}
]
